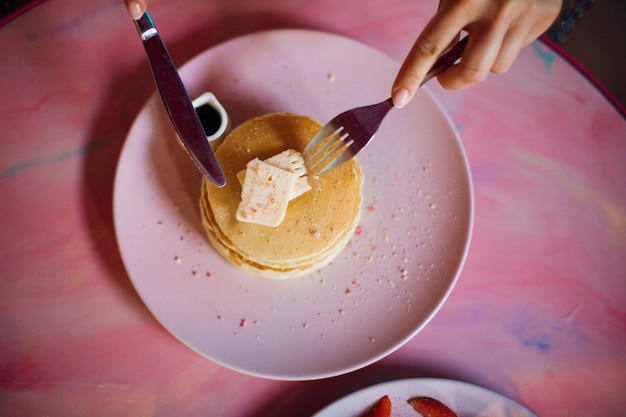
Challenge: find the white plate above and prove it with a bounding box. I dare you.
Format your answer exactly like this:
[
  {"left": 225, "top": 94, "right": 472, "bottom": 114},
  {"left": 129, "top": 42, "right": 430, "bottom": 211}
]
[
  {"left": 312, "top": 379, "right": 537, "bottom": 417},
  {"left": 113, "top": 29, "right": 473, "bottom": 380}
]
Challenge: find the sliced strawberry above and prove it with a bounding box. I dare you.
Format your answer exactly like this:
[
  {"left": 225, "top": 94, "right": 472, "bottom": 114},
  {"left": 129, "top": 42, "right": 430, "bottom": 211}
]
[
  {"left": 362, "top": 395, "right": 392, "bottom": 417},
  {"left": 407, "top": 396, "right": 457, "bottom": 417}
]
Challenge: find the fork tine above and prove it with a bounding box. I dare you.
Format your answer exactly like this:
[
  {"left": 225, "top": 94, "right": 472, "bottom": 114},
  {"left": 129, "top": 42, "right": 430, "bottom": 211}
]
[
  {"left": 303, "top": 123, "right": 341, "bottom": 157},
  {"left": 303, "top": 98, "right": 394, "bottom": 176},
  {"left": 307, "top": 127, "right": 348, "bottom": 161},
  {"left": 312, "top": 143, "right": 356, "bottom": 176},
  {"left": 305, "top": 129, "right": 353, "bottom": 175}
]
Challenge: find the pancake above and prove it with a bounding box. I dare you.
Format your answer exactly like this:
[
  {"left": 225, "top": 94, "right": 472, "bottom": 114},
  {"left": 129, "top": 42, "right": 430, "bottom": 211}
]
[{"left": 199, "top": 112, "right": 363, "bottom": 279}]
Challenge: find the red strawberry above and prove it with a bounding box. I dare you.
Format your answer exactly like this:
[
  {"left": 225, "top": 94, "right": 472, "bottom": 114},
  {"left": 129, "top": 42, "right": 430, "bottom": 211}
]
[
  {"left": 362, "top": 395, "right": 392, "bottom": 417},
  {"left": 408, "top": 396, "right": 457, "bottom": 417}
]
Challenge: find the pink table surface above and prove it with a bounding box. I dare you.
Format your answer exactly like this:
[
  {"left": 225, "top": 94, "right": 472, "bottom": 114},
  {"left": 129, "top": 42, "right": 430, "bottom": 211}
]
[{"left": 1, "top": 0, "right": 625, "bottom": 416}]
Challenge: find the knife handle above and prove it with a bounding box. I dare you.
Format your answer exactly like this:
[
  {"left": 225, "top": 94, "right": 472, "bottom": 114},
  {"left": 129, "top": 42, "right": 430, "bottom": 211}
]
[{"left": 134, "top": 11, "right": 158, "bottom": 41}]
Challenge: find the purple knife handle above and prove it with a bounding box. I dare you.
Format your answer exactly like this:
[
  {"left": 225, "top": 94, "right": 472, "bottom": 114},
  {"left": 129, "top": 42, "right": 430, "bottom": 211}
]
[
  {"left": 421, "top": 36, "right": 468, "bottom": 86},
  {"left": 134, "top": 12, "right": 226, "bottom": 187}
]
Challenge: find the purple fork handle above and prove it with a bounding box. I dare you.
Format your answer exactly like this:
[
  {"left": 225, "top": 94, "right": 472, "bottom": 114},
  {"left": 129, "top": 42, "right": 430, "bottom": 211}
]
[{"left": 421, "top": 36, "right": 468, "bottom": 85}]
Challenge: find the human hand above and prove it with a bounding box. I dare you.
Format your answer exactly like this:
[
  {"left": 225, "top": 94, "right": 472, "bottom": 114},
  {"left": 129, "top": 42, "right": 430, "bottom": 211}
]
[
  {"left": 121, "top": 0, "right": 148, "bottom": 20},
  {"left": 391, "top": 0, "right": 562, "bottom": 107}
]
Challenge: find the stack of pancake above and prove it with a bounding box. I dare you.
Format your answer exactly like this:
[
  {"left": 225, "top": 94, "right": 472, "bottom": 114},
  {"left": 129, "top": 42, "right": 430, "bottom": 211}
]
[{"left": 199, "top": 113, "right": 363, "bottom": 279}]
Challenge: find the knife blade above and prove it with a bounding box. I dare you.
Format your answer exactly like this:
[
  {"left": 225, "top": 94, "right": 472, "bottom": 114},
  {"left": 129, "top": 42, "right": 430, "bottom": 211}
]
[{"left": 134, "top": 11, "right": 226, "bottom": 187}]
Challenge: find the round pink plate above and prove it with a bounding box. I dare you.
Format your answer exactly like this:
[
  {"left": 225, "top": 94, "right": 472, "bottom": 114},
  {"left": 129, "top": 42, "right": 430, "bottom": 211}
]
[{"left": 113, "top": 29, "right": 473, "bottom": 380}]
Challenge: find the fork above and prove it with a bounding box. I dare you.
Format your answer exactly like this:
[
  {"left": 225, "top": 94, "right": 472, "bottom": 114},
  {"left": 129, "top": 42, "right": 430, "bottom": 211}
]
[{"left": 303, "top": 36, "right": 468, "bottom": 176}]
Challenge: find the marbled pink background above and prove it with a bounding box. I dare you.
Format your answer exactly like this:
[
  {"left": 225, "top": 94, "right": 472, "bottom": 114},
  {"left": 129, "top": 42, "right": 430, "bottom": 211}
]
[{"left": 1, "top": 0, "right": 625, "bottom": 416}]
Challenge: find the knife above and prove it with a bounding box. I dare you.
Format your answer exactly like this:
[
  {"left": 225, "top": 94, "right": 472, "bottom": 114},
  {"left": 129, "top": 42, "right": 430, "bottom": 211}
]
[{"left": 133, "top": 11, "right": 226, "bottom": 187}]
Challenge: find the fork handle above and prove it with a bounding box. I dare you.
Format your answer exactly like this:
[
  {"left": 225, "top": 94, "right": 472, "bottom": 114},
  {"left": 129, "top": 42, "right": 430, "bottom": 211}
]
[{"left": 421, "top": 36, "right": 468, "bottom": 86}]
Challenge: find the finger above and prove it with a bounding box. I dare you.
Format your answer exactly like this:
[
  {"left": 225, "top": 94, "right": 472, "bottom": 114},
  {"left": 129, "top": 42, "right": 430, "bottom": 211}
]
[
  {"left": 491, "top": 27, "right": 526, "bottom": 74},
  {"left": 391, "top": 7, "right": 470, "bottom": 107},
  {"left": 523, "top": 0, "right": 563, "bottom": 44},
  {"left": 123, "top": 0, "right": 147, "bottom": 19},
  {"left": 491, "top": 0, "right": 560, "bottom": 75},
  {"left": 436, "top": 23, "right": 507, "bottom": 90}
]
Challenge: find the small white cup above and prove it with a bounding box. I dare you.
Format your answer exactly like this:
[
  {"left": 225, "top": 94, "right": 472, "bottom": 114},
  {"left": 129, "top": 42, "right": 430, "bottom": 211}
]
[{"left": 192, "top": 92, "right": 229, "bottom": 148}]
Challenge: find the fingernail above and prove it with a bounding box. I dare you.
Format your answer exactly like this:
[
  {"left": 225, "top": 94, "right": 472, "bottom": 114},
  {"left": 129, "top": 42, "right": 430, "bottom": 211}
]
[
  {"left": 127, "top": 1, "right": 143, "bottom": 20},
  {"left": 392, "top": 88, "right": 410, "bottom": 108}
]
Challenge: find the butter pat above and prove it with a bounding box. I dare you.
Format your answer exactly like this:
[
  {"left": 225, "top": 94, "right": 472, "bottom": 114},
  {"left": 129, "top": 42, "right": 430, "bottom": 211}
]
[
  {"left": 236, "top": 158, "right": 297, "bottom": 227},
  {"left": 237, "top": 149, "right": 312, "bottom": 200},
  {"left": 264, "top": 150, "right": 311, "bottom": 199}
]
